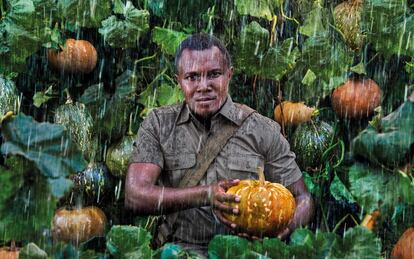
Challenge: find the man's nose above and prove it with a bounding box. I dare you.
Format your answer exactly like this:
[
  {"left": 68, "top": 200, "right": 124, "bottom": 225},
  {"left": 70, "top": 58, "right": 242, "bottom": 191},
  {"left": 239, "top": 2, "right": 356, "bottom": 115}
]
[{"left": 196, "top": 76, "right": 210, "bottom": 91}]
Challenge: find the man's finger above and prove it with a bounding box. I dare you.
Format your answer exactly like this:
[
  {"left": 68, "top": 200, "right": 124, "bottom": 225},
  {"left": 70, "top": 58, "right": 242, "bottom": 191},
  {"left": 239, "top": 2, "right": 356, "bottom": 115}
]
[
  {"left": 219, "top": 179, "right": 240, "bottom": 189},
  {"left": 213, "top": 201, "right": 239, "bottom": 214},
  {"left": 214, "top": 209, "right": 237, "bottom": 229},
  {"left": 216, "top": 193, "right": 240, "bottom": 203}
]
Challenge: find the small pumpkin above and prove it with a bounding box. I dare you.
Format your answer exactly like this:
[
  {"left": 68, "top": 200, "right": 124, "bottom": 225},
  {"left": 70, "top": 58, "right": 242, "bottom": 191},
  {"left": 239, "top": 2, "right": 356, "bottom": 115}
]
[
  {"left": 71, "top": 162, "right": 114, "bottom": 203},
  {"left": 331, "top": 78, "right": 382, "bottom": 119},
  {"left": 224, "top": 167, "right": 296, "bottom": 236},
  {"left": 334, "top": 0, "right": 364, "bottom": 50},
  {"left": 0, "top": 77, "right": 19, "bottom": 117},
  {"left": 48, "top": 39, "right": 97, "bottom": 74},
  {"left": 0, "top": 242, "right": 19, "bottom": 259},
  {"left": 391, "top": 227, "right": 414, "bottom": 259},
  {"left": 52, "top": 206, "right": 107, "bottom": 244},
  {"left": 291, "top": 120, "right": 335, "bottom": 171},
  {"left": 274, "top": 101, "right": 318, "bottom": 126}
]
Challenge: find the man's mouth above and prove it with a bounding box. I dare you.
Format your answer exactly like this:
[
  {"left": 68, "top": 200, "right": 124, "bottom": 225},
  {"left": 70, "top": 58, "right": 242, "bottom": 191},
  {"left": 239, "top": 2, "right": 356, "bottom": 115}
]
[{"left": 195, "top": 96, "right": 216, "bottom": 103}]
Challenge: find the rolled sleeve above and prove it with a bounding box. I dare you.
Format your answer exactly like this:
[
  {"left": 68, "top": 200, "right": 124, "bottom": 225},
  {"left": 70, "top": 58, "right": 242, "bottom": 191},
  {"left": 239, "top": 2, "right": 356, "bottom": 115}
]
[
  {"left": 129, "top": 110, "right": 164, "bottom": 169},
  {"left": 264, "top": 124, "right": 302, "bottom": 187}
]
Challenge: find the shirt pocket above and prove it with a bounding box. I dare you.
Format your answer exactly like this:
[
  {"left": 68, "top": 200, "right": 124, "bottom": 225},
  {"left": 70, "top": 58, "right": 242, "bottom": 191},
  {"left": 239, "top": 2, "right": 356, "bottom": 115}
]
[
  {"left": 227, "top": 154, "right": 265, "bottom": 180},
  {"left": 164, "top": 153, "right": 196, "bottom": 186}
]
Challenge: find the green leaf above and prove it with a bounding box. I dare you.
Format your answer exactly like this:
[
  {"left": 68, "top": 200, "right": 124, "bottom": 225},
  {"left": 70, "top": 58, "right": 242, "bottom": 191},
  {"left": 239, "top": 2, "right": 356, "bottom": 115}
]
[
  {"left": 330, "top": 174, "right": 356, "bottom": 203},
  {"left": 235, "top": 0, "right": 282, "bottom": 20},
  {"left": 157, "top": 84, "right": 184, "bottom": 106},
  {"left": 350, "top": 61, "right": 366, "bottom": 75},
  {"left": 208, "top": 235, "right": 249, "bottom": 259},
  {"left": 0, "top": 175, "right": 57, "bottom": 241},
  {"left": 99, "top": 2, "right": 149, "bottom": 48},
  {"left": 32, "top": 85, "right": 54, "bottom": 108},
  {"left": 152, "top": 27, "right": 188, "bottom": 56},
  {"left": 0, "top": 158, "right": 24, "bottom": 212},
  {"left": 58, "top": 0, "right": 112, "bottom": 28},
  {"left": 361, "top": 0, "right": 414, "bottom": 58},
  {"left": 251, "top": 238, "right": 289, "bottom": 258},
  {"left": 285, "top": 33, "right": 352, "bottom": 102},
  {"left": 106, "top": 225, "right": 153, "bottom": 258},
  {"left": 329, "top": 226, "right": 381, "bottom": 259},
  {"left": 299, "top": 2, "right": 328, "bottom": 37},
  {"left": 348, "top": 163, "right": 414, "bottom": 214},
  {"left": 234, "top": 21, "right": 299, "bottom": 81},
  {"left": 1, "top": 114, "right": 87, "bottom": 182},
  {"left": 301, "top": 69, "right": 316, "bottom": 86},
  {"left": 352, "top": 100, "right": 414, "bottom": 167}
]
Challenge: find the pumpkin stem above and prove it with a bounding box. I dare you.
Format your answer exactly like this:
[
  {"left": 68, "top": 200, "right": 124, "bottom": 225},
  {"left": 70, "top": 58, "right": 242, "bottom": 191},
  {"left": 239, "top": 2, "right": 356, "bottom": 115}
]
[{"left": 257, "top": 166, "right": 265, "bottom": 184}]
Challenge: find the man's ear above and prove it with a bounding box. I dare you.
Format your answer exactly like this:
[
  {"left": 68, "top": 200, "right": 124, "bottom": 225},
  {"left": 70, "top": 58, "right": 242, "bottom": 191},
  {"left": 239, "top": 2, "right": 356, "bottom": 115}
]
[{"left": 227, "top": 66, "right": 234, "bottom": 79}]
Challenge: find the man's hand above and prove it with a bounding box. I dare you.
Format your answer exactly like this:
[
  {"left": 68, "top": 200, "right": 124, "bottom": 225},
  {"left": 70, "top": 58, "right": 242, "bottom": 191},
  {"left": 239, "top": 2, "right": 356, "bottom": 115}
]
[{"left": 209, "top": 179, "right": 241, "bottom": 229}]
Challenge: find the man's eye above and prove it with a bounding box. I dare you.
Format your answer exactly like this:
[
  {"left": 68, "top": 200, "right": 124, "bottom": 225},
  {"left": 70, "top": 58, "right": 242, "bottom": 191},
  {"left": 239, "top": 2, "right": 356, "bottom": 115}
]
[
  {"left": 186, "top": 75, "right": 200, "bottom": 81},
  {"left": 208, "top": 71, "right": 222, "bottom": 79}
]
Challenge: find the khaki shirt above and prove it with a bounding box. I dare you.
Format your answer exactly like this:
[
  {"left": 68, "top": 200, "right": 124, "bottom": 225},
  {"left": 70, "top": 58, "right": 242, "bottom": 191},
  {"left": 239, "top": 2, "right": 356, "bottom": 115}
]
[{"left": 130, "top": 96, "right": 302, "bottom": 244}]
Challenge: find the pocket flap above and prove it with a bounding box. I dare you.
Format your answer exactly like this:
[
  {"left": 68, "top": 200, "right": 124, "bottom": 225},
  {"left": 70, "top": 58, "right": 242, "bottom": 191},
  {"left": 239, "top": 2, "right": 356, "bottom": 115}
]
[
  {"left": 164, "top": 153, "right": 196, "bottom": 170},
  {"left": 228, "top": 154, "right": 264, "bottom": 172}
]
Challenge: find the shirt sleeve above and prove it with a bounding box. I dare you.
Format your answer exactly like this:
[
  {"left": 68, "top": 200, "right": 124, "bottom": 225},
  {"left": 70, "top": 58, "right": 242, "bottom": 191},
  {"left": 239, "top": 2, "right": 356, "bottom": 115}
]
[
  {"left": 264, "top": 121, "right": 302, "bottom": 187},
  {"left": 129, "top": 110, "right": 164, "bottom": 169}
]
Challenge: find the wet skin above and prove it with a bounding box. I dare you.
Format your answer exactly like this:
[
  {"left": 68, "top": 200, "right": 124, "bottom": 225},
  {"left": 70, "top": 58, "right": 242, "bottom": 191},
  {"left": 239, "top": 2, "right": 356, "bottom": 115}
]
[{"left": 125, "top": 47, "right": 314, "bottom": 240}]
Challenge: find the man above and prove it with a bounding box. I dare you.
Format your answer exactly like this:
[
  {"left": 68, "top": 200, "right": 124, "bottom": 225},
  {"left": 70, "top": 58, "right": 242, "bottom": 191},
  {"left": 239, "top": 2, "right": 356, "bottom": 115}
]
[{"left": 125, "top": 33, "right": 314, "bottom": 255}]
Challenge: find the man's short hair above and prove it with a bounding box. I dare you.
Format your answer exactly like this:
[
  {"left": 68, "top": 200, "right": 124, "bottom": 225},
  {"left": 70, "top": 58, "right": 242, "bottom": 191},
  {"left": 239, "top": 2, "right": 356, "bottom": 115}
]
[{"left": 175, "top": 33, "right": 232, "bottom": 73}]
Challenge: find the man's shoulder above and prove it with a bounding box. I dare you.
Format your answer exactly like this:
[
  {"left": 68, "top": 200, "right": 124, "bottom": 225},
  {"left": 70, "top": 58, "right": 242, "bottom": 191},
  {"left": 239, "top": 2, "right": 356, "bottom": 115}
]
[
  {"left": 233, "top": 102, "right": 280, "bottom": 131},
  {"left": 152, "top": 102, "right": 184, "bottom": 116}
]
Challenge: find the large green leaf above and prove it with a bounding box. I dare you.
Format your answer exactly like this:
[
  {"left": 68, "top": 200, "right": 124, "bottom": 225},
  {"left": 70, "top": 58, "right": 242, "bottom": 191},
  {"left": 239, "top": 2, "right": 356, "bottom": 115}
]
[
  {"left": 99, "top": 2, "right": 149, "bottom": 48},
  {"left": 352, "top": 100, "right": 414, "bottom": 167},
  {"left": 234, "top": 0, "right": 282, "bottom": 20},
  {"left": 361, "top": 0, "right": 414, "bottom": 58},
  {"left": 152, "top": 27, "right": 188, "bottom": 56},
  {"left": 348, "top": 163, "right": 414, "bottom": 214},
  {"left": 0, "top": 114, "right": 87, "bottom": 190},
  {"left": 58, "top": 0, "right": 112, "bottom": 28},
  {"left": 106, "top": 225, "right": 153, "bottom": 258},
  {"left": 0, "top": 174, "right": 57, "bottom": 242},
  {"left": 0, "top": 157, "right": 24, "bottom": 212},
  {"left": 234, "top": 21, "right": 299, "bottom": 81},
  {"left": 288, "top": 229, "right": 337, "bottom": 259},
  {"left": 0, "top": 0, "right": 56, "bottom": 73},
  {"left": 208, "top": 235, "right": 249, "bottom": 259},
  {"left": 329, "top": 226, "right": 381, "bottom": 259}
]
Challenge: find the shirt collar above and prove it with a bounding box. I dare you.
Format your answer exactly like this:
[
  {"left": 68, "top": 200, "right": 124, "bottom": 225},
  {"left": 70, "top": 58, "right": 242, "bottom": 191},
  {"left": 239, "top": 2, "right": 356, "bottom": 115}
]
[{"left": 176, "top": 95, "right": 245, "bottom": 126}]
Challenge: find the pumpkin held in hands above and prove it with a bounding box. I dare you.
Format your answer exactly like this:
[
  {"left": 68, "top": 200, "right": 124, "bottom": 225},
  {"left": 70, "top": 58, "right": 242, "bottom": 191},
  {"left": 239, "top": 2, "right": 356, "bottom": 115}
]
[{"left": 224, "top": 168, "right": 296, "bottom": 236}]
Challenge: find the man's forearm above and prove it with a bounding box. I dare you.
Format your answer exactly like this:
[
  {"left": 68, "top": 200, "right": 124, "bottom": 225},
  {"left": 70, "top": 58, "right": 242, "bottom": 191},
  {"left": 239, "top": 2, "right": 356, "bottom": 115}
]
[
  {"left": 289, "top": 193, "right": 314, "bottom": 230},
  {"left": 125, "top": 184, "right": 211, "bottom": 215}
]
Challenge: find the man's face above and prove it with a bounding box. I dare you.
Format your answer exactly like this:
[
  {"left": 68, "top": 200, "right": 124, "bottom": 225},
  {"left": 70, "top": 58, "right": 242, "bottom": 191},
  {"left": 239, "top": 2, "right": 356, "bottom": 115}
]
[{"left": 176, "top": 46, "right": 233, "bottom": 118}]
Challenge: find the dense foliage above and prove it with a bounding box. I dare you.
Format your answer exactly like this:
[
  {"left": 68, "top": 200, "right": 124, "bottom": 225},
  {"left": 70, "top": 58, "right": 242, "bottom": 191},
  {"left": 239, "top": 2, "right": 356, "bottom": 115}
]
[{"left": 0, "top": 0, "right": 413, "bottom": 257}]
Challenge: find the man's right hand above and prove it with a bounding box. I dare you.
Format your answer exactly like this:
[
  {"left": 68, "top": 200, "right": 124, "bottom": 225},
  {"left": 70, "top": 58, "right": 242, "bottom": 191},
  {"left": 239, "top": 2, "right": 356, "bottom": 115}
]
[{"left": 208, "top": 179, "right": 241, "bottom": 229}]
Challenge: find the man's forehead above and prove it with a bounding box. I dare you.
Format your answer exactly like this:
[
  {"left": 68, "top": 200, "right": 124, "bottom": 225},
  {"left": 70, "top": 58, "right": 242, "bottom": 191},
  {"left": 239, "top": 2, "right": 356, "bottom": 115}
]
[{"left": 178, "top": 47, "right": 226, "bottom": 68}]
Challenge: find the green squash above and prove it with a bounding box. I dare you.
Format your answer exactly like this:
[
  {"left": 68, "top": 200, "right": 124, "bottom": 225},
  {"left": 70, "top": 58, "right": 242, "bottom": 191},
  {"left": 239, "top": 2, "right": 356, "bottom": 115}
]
[
  {"left": 291, "top": 121, "right": 335, "bottom": 171},
  {"left": 106, "top": 134, "right": 136, "bottom": 178},
  {"left": 54, "top": 102, "right": 95, "bottom": 161},
  {"left": 0, "top": 77, "right": 19, "bottom": 117},
  {"left": 71, "top": 162, "right": 114, "bottom": 202}
]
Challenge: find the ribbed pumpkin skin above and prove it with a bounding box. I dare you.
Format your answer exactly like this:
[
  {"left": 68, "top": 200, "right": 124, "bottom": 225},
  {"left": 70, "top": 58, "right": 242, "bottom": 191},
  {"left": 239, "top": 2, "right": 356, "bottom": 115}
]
[
  {"left": 334, "top": 0, "right": 364, "bottom": 50},
  {"left": 224, "top": 180, "right": 295, "bottom": 236},
  {"left": 391, "top": 228, "right": 414, "bottom": 259}
]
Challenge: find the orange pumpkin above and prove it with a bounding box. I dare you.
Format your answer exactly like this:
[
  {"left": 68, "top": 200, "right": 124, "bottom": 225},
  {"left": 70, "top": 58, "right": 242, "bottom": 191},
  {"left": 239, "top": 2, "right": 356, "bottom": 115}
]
[
  {"left": 224, "top": 167, "right": 296, "bottom": 236},
  {"left": 331, "top": 78, "right": 382, "bottom": 119},
  {"left": 48, "top": 39, "right": 97, "bottom": 74},
  {"left": 273, "top": 101, "right": 317, "bottom": 126},
  {"left": 0, "top": 243, "right": 19, "bottom": 259},
  {"left": 52, "top": 206, "right": 107, "bottom": 244},
  {"left": 391, "top": 228, "right": 414, "bottom": 259}
]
